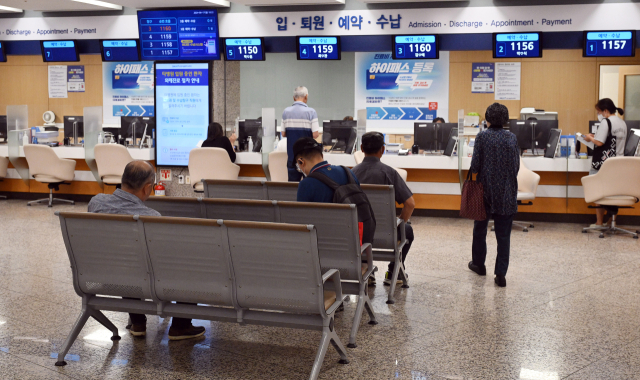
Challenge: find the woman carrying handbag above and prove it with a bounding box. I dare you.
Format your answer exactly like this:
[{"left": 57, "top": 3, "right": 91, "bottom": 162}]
[{"left": 465, "top": 103, "right": 520, "bottom": 287}]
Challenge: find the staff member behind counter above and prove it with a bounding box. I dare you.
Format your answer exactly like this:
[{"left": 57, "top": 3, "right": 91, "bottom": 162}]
[
  {"left": 201, "top": 122, "right": 237, "bottom": 163},
  {"left": 582, "top": 98, "right": 627, "bottom": 228}
]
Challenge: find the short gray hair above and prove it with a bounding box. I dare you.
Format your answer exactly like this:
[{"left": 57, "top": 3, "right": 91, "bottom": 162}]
[
  {"left": 122, "top": 161, "right": 155, "bottom": 191},
  {"left": 293, "top": 86, "right": 308, "bottom": 100}
]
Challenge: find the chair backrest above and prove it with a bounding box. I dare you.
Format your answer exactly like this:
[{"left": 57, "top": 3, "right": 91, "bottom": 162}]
[
  {"left": 145, "top": 196, "right": 203, "bottom": 218},
  {"left": 58, "top": 212, "right": 153, "bottom": 299},
  {"left": 203, "top": 179, "right": 266, "bottom": 199},
  {"left": 189, "top": 148, "right": 240, "bottom": 185},
  {"left": 225, "top": 220, "right": 325, "bottom": 315},
  {"left": 94, "top": 144, "right": 133, "bottom": 183},
  {"left": 202, "top": 198, "right": 276, "bottom": 222},
  {"left": 394, "top": 167, "right": 408, "bottom": 182},
  {"left": 278, "top": 202, "right": 362, "bottom": 282},
  {"left": 268, "top": 151, "right": 288, "bottom": 182},
  {"left": 0, "top": 156, "right": 8, "bottom": 178},
  {"left": 265, "top": 181, "right": 299, "bottom": 201},
  {"left": 354, "top": 151, "right": 364, "bottom": 165},
  {"left": 517, "top": 160, "right": 540, "bottom": 195},
  {"left": 24, "top": 144, "right": 75, "bottom": 181},
  {"left": 361, "top": 184, "right": 397, "bottom": 250},
  {"left": 140, "top": 216, "right": 234, "bottom": 306},
  {"left": 585, "top": 157, "right": 640, "bottom": 202}
]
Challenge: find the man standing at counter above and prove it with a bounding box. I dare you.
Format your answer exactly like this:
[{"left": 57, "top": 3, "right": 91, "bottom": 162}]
[{"left": 282, "top": 86, "right": 320, "bottom": 181}]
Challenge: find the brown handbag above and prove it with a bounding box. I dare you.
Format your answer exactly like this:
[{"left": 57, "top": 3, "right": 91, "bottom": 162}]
[{"left": 460, "top": 171, "right": 486, "bottom": 221}]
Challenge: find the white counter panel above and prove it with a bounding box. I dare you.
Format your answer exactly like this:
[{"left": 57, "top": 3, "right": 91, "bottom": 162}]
[{"left": 0, "top": 144, "right": 155, "bottom": 161}]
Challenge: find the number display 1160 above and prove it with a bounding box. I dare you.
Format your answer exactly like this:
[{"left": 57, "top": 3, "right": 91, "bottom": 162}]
[{"left": 393, "top": 35, "right": 438, "bottom": 59}]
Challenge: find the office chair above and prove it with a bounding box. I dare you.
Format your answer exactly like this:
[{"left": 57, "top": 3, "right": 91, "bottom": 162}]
[
  {"left": 268, "top": 151, "right": 288, "bottom": 182},
  {"left": 189, "top": 148, "right": 240, "bottom": 193},
  {"left": 0, "top": 156, "right": 8, "bottom": 199},
  {"left": 492, "top": 160, "right": 540, "bottom": 232},
  {"left": 95, "top": 144, "right": 134, "bottom": 188},
  {"left": 23, "top": 145, "right": 76, "bottom": 207}
]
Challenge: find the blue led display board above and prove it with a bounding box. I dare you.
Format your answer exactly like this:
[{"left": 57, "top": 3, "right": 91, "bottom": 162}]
[
  {"left": 138, "top": 9, "right": 220, "bottom": 61},
  {"left": 297, "top": 36, "right": 340, "bottom": 60},
  {"left": 0, "top": 42, "right": 6, "bottom": 63},
  {"left": 41, "top": 40, "right": 79, "bottom": 62},
  {"left": 223, "top": 38, "right": 265, "bottom": 61},
  {"left": 392, "top": 35, "right": 439, "bottom": 59},
  {"left": 493, "top": 33, "right": 542, "bottom": 58},
  {"left": 584, "top": 31, "right": 635, "bottom": 57},
  {"left": 101, "top": 40, "right": 141, "bottom": 62}
]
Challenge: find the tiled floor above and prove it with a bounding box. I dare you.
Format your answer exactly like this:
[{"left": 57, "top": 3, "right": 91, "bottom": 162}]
[{"left": 1, "top": 199, "right": 640, "bottom": 379}]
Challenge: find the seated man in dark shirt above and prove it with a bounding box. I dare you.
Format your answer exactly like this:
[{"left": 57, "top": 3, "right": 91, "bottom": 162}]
[
  {"left": 88, "top": 160, "right": 205, "bottom": 341},
  {"left": 352, "top": 132, "right": 415, "bottom": 286}
]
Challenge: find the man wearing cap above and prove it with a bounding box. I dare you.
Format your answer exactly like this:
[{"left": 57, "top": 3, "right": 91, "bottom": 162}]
[
  {"left": 282, "top": 86, "right": 320, "bottom": 182},
  {"left": 352, "top": 132, "right": 415, "bottom": 286}
]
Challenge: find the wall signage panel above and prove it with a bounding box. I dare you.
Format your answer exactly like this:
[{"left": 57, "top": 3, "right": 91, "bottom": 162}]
[{"left": 102, "top": 61, "right": 155, "bottom": 126}]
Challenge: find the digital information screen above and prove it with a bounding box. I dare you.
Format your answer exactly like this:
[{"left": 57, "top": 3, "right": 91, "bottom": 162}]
[
  {"left": 493, "top": 33, "right": 542, "bottom": 58},
  {"left": 0, "top": 42, "right": 6, "bottom": 63},
  {"left": 41, "top": 40, "right": 79, "bottom": 62},
  {"left": 297, "top": 36, "right": 340, "bottom": 60},
  {"left": 224, "top": 38, "right": 265, "bottom": 61},
  {"left": 584, "top": 31, "right": 635, "bottom": 57},
  {"left": 155, "top": 62, "right": 210, "bottom": 167},
  {"left": 393, "top": 35, "right": 438, "bottom": 59},
  {"left": 101, "top": 40, "right": 140, "bottom": 62},
  {"left": 138, "top": 9, "right": 220, "bottom": 61}
]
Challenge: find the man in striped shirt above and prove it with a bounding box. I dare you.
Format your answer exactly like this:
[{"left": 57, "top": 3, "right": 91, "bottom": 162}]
[{"left": 282, "top": 86, "right": 320, "bottom": 181}]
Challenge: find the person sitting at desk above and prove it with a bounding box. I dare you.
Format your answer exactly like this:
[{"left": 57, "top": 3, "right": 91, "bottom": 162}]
[
  {"left": 352, "top": 132, "right": 415, "bottom": 286},
  {"left": 88, "top": 161, "right": 206, "bottom": 341},
  {"left": 201, "top": 122, "right": 237, "bottom": 163},
  {"left": 434, "top": 117, "right": 445, "bottom": 124}
]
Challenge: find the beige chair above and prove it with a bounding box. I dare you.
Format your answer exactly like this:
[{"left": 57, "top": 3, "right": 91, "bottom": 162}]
[
  {"left": 268, "top": 151, "right": 288, "bottom": 182},
  {"left": 395, "top": 167, "right": 408, "bottom": 182},
  {"left": 0, "top": 156, "right": 8, "bottom": 199},
  {"left": 188, "top": 148, "right": 240, "bottom": 193},
  {"left": 24, "top": 145, "right": 76, "bottom": 207},
  {"left": 354, "top": 150, "right": 364, "bottom": 164},
  {"left": 581, "top": 157, "right": 640, "bottom": 239},
  {"left": 95, "top": 144, "right": 134, "bottom": 187},
  {"left": 491, "top": 160, "right": 540, "bottom": 232}
]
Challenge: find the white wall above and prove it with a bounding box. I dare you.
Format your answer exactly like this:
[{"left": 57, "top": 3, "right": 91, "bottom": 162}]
[{"left": 599, "top": 65, "right": 621, "bottom": 105}]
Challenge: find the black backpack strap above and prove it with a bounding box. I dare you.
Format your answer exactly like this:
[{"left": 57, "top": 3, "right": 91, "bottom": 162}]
[
  {"left": 307, "top": 170, "right": 340, "bottom": 190},
  {"left": 340, "top": 166, "right": 357, "bottom": 185}
]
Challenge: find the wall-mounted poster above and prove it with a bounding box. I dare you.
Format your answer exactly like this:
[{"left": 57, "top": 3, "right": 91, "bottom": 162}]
[
  {"left": 472, "top": 63, "right": 494, "bottom": 93},
  {"left": 102, "top": 61, "right": 155, "bottom": 126},
  {"left": 355, "top": 51, "right": 449, "bottom": 134}
]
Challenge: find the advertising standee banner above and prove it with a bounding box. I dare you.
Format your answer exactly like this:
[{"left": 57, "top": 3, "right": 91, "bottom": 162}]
[
  {"left": 102, "top": 61, "right": 155, "bottom": 126},
  {"left": 355, "top": 51, "right": 449, "bottom": 134}
]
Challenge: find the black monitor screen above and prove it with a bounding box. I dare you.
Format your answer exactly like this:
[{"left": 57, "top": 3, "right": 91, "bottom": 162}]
[
  {"left": 544, "top": 129, "right": 562, "bottom": 158},
  {"left": 121, "top": 116, "right": 155, "bottom": 139},
  {"left": 0, "top": 115, "right": 6, "bottom": 142},
  {"left": 63, "top": 116, "right": 84, "bottom": 139},
  {"left": 414, "top": 122, "right": 456, "bottom": 152},
  {"left": 510, "top": 120, "right": 559, "bottom": 155},
  {"left": 624, "top": 120, "right": 640, "bottom": 156},
  {"left": 322, "top": 121, "right": 357, "bottom": 153},
  {"left": 239, "top": 119, "right": 263, "bottom": 152}
]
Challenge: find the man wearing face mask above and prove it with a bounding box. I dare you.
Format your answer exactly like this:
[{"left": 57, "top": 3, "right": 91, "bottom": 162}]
[{"left": 88, "top": 161, "right": 206, "bottom": 341}]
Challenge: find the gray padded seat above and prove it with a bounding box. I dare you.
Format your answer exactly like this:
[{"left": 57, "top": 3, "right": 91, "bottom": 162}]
[
  {"left": 145, "top": 196, "right": 204, "bottom": 218},
  {"left": 203, "top": 179, "right": 266, "bottom": 199},
  {"left": 265, "top": 181, "right": 299, "bottom": 201}
]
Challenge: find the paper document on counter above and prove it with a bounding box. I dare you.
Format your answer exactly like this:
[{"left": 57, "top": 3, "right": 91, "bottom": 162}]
[{"left": 576, "top": 133, "right": 594, "bottom": 149}]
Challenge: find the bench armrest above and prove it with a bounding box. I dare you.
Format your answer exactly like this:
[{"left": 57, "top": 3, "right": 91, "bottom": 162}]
[
  {"left": 322, "top": 269, "right": 344, "bottom": 315},
  {"left": 397, "top": 218, "right": 407, "bottom": 252},
  {"left": 360, "top": 243, "right": 375, "bottom": 280}
]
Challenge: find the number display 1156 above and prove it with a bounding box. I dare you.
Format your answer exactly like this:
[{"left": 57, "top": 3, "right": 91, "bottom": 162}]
[{"left": 493, "top": 33, "right": 542, "bottom": 58}]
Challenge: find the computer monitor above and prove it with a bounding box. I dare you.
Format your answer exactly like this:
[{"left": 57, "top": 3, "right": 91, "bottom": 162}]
[
  {"left": 121, "top": 116, "right": 155, "bottom": 145},
  {"left": 239, "top": 119, "right": 263, "bottom": 152},
  {"left": 544, "top": 129, "right": 562, "bottom": 158},
  {"left": 510, "top": 119, "right": 559, "bottom": 155},
  {"left": 443, "top": 128, "right": 458, "bottom": 157},
  {"left": 322, "top": 121, "right": 357, "bottom": 154},
  {"left": 63, "top": 116, "right": 84, "bottom": 144},
  {"left": 414, "top": 122, "right": 457, "bottom": 152},
  {"left": 625, "top": 130, "right": 640, "bottom": 156},
  {"left": 0, "top": 115, "right": 6, "bottom": 143}
]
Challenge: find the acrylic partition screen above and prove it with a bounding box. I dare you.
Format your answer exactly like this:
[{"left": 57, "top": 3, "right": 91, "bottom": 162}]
[
  {"left": 7, "top": 105, "right": 30, "bottom": 183},
  {"left": 84, "top": 106, "right": 103, "bottom": 186},
  {"left": 261, "top": 108, "right": 276, "bottom": 181},
  {"left": 7, "top": 105, "right": 28, "bottom": 133}
]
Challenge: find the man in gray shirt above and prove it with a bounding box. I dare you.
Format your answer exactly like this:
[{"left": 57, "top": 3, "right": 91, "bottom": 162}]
[
  {"left": 88, "top": 161, "right": 205, "bottom": 341},
  {"left": 352, "top": 132, "right": 416, "bottom": 286}
]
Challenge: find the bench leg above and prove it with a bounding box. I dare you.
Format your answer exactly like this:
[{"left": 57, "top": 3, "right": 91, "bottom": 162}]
[
  {"left": 347, "top": 286, "right": 377, "bottom": 348},
  {"left": 386, "top": 257, "right": 401, "bottom": 304},
  {"left": 309, "top": 320, "right": 349, "bottom": 380},
  {"left": 399, "top": 263, "right": 410, "bottom": 289},
  {"left": 90, "top": 310, "right": 121, "bottom": 341},
  {"left": 55, "top": 307, "right": 91, "bottom": 366}
]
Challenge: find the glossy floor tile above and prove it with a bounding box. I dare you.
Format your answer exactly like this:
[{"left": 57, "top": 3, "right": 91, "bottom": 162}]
[{"left": 0, "top": 199, "right": 639, "bottom": 379}]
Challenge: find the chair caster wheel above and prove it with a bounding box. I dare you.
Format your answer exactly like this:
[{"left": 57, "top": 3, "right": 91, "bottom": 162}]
[
  {"left": 111, "top": 335, "right": 121, "bottom": 341},
  {"left": 338, "top": 359, "right": 350, "bottom": 365},
  {"left": 48, "top": 205, "right": 52, "bottom": 208},
  {"left": 599, "top": 234, "right": 605, "bottom": 239},
  {"left": 55, "top": 361, "right": 67, "bottom": 367},
  {"left": 491, "top": 227, "right": 495, "bottom": 232},
  {"left": 529, "top": 225, "right": 534, "bottom": 228},
  {"left": 27, "top": 204, "right": 31, "bottom": 206},
  {"left": 368, "top": 320, "right": 378, "bottom": 325},
  {"left": 523, "top": 229, "right": 528, "bottom": 232},
  {"left": 125, "top": 324, "right": 132, "bottom": 330},
  {"left": 582, "top": 230, "right": 588, "bottom": 233},
  {"left": 386, "top": 299, "right": 395, "bottom": 304},
  {"left": 401, "top": 284, "right": 410, "bottom": 289},
  {"left": 347, "top": 343, "right": 357, "bottom": 348},
  {"left": 633, "top": 235, "right": 638, "bottom": 239}
]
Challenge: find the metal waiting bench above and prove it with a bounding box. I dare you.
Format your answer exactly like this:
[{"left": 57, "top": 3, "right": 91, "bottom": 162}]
[
  {"left": 200, "top": 180, "right": 409, "bottom": 303},
  {"left": 55, "top": 212, "right": 347, "bottom": 380},
  {"left": 146, "top": 197, "right": 378, "bottom": 347}
]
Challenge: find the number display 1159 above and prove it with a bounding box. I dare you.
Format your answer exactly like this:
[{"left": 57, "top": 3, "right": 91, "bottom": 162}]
[
  {"left": 493, "top": 33, "right": 542, "bottom": 58},
  {"left": 297, "top": 37, "right": 340, "bottom": 60}
]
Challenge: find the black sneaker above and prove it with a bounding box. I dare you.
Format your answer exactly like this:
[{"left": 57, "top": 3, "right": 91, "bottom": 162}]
[
  {"left": 468, "top": 261, "right": 487, "bottom": 276},
  {"left": 129, "top": 323, "right": 146, "bottom": 337},
  {"left": 494, "top": 275, "right": 507, "bottom": 287},
  {"left": 168, "top": 325, "right": 206, "bottom": 341},
  {"left": 368, "top": 274, "right": 376, "bottom": 287}
]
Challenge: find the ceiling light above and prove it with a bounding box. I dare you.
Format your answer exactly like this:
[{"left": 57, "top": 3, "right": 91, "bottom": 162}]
[
  {"left": 0, "top": 5, "right": 23, "bottom": 13},
  {"left": 203, "top": 0, "right": 231, "bottom": 7},
  {"left": 71, "top": 0, "right": 123, "bottom": 10}
]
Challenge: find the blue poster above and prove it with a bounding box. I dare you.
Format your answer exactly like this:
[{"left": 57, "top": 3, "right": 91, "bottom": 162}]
[
  {"left": 355, "top": 52, "right": 449, "bottom": 134},
  {"left": 67, "top": 65, "right": 85, "bottom": 92},
  {"left": 102, "top": 61, "right": 155, "bottom": 125},
  {"left": 472, "top": 62, "right": 495, "bottom": 93},
  {"left": 155, "top": 62, "right": 210, "bottom": 167}
]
